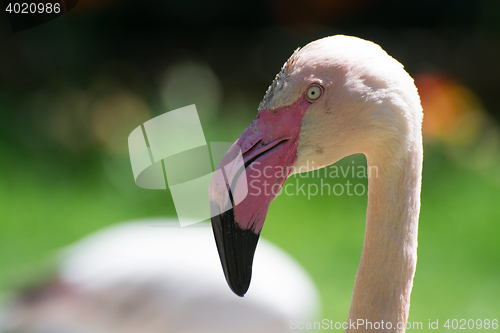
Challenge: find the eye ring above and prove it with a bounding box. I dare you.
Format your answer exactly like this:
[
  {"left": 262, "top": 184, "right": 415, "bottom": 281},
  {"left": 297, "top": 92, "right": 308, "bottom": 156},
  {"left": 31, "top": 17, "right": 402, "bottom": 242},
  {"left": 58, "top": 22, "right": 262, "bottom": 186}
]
[{"left": 305, "top": 84, "right": 324, "bottom": 103}]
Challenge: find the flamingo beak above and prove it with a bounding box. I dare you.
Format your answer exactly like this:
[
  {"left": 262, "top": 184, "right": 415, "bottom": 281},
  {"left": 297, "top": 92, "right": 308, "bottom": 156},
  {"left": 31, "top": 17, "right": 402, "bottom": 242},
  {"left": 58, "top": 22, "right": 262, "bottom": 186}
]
[{"left": 209, "top": 98, "right": 310, "bottom": 296}]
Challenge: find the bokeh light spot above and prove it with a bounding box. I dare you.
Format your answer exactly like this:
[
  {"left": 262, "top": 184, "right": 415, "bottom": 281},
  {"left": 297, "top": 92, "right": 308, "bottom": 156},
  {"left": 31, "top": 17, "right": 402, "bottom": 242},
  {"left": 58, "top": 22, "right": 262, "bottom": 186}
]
[
  {"left": 92, "top": 91, "right": 152, "bottom": 155},
  {"left": 415, "top": 72, "right": 485, "bottom": 146},
  {"left": 160, "top": 61, "right": 222, "bottom": 122}
]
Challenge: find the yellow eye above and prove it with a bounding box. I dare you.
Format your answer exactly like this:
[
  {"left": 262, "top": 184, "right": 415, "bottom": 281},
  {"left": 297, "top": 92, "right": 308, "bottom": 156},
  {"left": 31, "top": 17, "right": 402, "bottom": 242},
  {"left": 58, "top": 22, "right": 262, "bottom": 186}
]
[{"left": 306, "top": 85, "right": 322, "bottom": 101}]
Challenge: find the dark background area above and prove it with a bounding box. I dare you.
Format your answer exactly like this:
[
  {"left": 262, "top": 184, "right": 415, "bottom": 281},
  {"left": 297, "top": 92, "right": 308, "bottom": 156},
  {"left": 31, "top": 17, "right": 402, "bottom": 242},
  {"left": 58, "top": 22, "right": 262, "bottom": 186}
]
[{"left": 2, "top": 0, "right": 500, "bottom": 151}]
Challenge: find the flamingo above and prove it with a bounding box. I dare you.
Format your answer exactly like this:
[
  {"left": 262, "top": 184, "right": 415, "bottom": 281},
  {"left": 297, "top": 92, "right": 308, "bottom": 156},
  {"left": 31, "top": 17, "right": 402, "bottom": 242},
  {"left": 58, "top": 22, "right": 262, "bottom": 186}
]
[
  {"left": 210, "top": 35, "right": 423, "bottom": 332},
  {"left": 0, "top": 219, "right": 319, "bottom": 333}
]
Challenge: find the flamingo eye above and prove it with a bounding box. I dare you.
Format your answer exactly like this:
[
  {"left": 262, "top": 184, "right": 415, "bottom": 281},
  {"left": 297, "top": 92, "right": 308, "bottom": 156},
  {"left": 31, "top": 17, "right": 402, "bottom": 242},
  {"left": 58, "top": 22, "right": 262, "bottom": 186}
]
[{"left": 306, "top": 84, "right": 323, "bottom": 102}]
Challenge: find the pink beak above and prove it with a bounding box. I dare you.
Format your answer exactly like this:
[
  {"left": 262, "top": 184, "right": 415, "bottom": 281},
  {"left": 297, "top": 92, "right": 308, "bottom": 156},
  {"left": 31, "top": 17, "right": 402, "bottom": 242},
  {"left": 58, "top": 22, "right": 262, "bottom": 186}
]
[{"left": 209, "top": 96, "right": 310, "bottom": 296}]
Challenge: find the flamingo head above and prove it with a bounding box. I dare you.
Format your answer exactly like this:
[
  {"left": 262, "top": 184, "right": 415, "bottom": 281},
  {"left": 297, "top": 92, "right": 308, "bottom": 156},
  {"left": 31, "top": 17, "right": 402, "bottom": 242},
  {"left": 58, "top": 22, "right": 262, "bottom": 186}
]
[{"left": 209, "top": 35, "right": 422, "bottom": 296}]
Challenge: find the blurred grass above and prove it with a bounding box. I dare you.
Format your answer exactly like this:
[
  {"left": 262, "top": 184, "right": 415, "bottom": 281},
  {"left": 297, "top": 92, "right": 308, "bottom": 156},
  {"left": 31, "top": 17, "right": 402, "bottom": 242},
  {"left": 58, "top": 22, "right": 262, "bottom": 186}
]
[{"left": 0, "top": 117, "right": 499, "bottom": 332}]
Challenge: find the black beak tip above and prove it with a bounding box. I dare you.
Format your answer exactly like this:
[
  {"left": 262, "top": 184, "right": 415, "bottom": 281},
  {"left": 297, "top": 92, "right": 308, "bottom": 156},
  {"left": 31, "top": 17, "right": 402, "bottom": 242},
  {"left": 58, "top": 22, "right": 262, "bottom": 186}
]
[
  {"left": 210, "top": 208, "right": 260, "bottom": 297},
  {"left": 229, "top": 281, "right": 248, "bottom": 297},
  {"left": 222, "top": 240, "right": 252, "bottom": 297}
]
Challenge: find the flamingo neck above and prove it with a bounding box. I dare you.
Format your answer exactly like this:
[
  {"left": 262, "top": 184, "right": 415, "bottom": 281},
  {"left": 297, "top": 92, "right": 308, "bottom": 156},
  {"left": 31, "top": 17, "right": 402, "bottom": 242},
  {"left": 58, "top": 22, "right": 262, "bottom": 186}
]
[{"left": 346, "top": 142, "right": 422, "bottom": 332}]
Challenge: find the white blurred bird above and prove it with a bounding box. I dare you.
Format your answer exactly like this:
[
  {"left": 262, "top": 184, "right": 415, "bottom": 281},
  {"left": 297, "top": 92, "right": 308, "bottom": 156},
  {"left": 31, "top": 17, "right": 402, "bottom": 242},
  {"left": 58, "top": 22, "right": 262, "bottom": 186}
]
[{"left": 0, "top": 218, "right": 319, "bottom": 333}]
